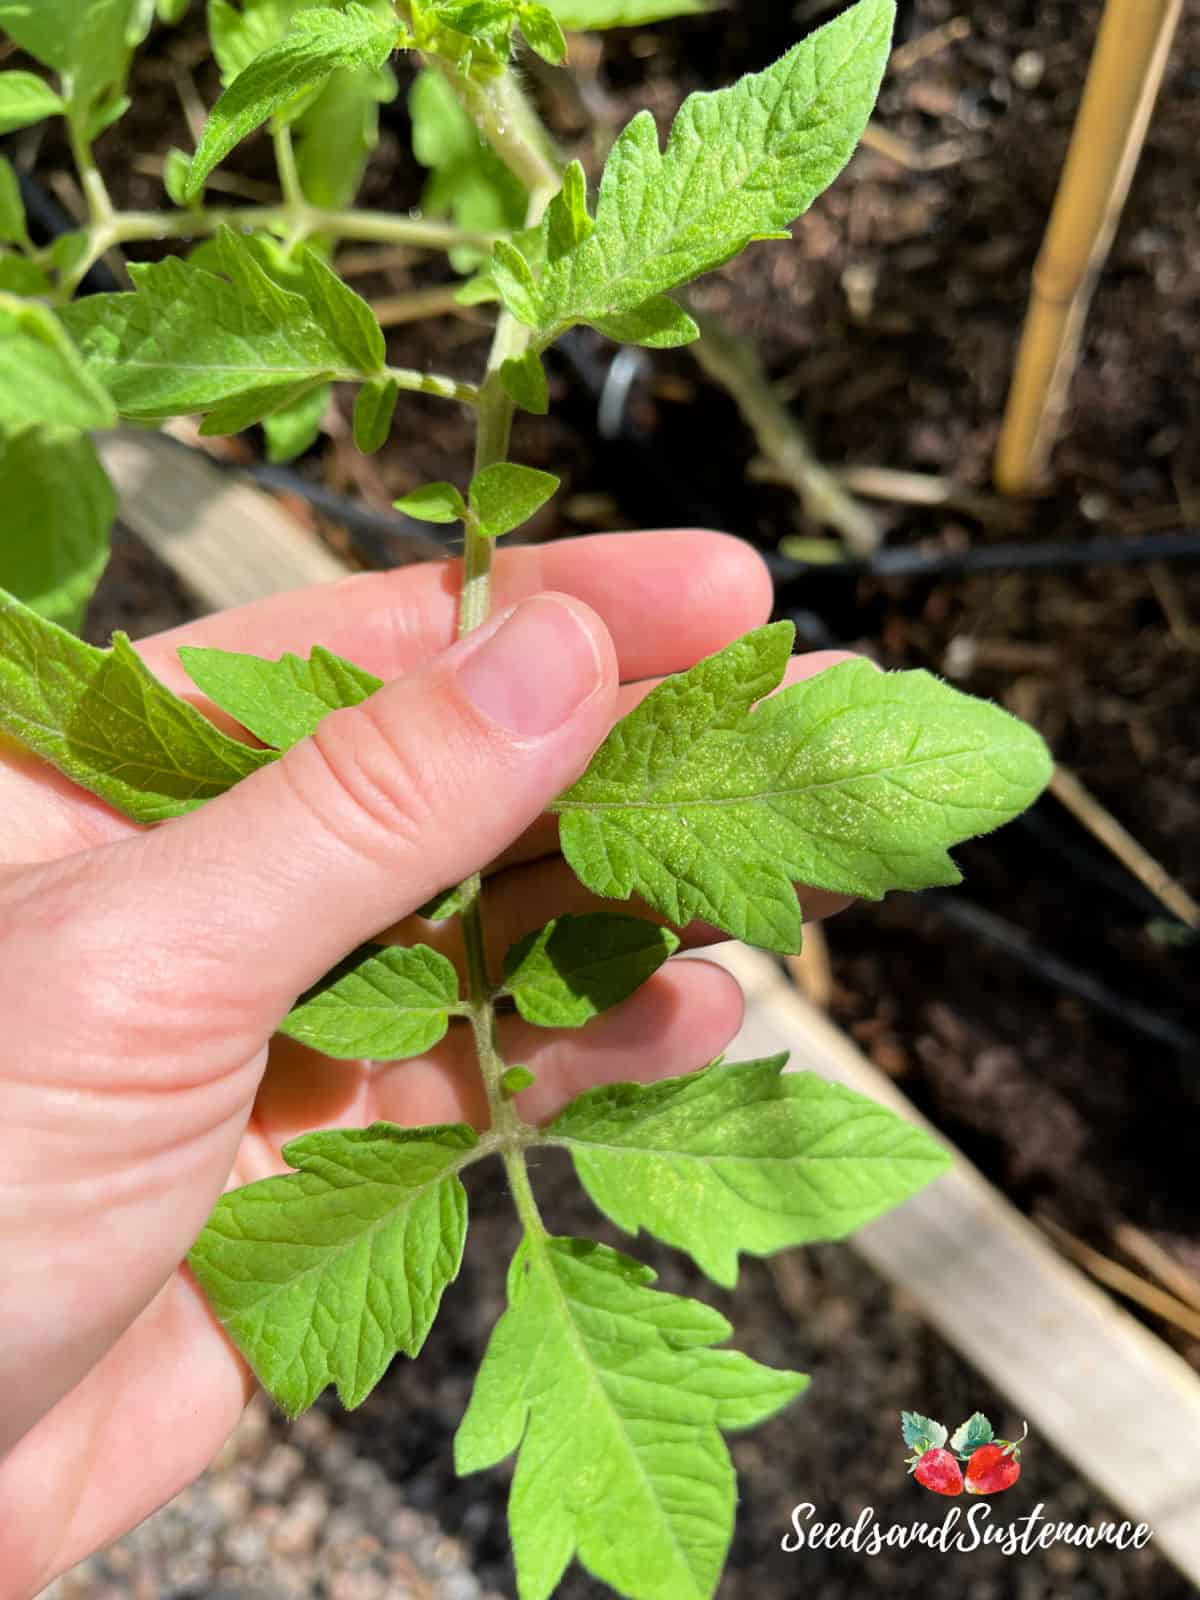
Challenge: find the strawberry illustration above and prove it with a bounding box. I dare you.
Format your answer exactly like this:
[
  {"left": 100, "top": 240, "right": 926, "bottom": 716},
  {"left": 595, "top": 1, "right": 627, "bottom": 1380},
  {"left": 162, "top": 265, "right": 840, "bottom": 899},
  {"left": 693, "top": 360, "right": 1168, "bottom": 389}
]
[
  {"left": 913, "top": 1447, "right": 964, "bottom": 1496},
  {"left": 964, "top": 1427, "right": 1026, "bottom": 1495}
]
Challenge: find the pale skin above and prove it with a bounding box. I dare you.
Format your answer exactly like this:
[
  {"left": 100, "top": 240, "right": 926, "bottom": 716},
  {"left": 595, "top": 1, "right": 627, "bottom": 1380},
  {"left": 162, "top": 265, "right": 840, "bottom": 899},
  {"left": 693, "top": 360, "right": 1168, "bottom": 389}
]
[{"left": 0, "top": 529, "right": 855, "bottom": 1595}]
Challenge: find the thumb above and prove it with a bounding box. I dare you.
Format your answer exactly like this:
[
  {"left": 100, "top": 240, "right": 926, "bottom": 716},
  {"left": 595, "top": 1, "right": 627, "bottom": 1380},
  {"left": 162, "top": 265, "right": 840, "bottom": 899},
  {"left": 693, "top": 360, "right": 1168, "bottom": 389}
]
[{"left": 72, "top": 593, "right": 617, "bottom": 1040}]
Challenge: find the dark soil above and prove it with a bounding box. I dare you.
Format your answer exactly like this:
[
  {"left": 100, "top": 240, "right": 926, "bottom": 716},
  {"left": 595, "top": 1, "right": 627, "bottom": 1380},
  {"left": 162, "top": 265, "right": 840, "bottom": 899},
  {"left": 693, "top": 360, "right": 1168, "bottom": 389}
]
[{"left": 24, "top": 0, "right": 1200, "bottom": 1593}]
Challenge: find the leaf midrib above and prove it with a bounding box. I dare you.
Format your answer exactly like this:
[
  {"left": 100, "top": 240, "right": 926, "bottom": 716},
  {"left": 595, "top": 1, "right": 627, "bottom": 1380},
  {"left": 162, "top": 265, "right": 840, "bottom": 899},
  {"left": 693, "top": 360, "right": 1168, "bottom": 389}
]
[
  {"left": 555, "top": 742, "right": 991, "bottom": 812},
  {"left": 531, "top": 1238, "right": 710, "bottom": 1599},
  {"left": 547, "top": 1128, "right": 937, "bottom": 1171},
  {"left": 206, "top": 1142, "right": 479, "bottom": 1323}
]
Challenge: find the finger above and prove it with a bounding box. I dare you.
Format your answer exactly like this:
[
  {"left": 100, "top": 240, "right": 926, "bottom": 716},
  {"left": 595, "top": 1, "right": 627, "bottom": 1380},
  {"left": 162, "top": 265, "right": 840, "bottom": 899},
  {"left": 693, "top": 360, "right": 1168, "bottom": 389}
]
[
  {"left": 139, "top": 529, "right": 772, "bottom": 695},
  {"left": 0, "top": 1272, "right": 254, "bottom": 1596},
  {"left": 43, "top": 594, "right": 619, "bottom": 1060},
  {"left": 0, "top": 956, "right": 745, "bottom": 1591},
  {"left": 376, "top": 649, "right": 864, "bottom": 921},
  {"left": 0, "top": 532, "right": 770, "bottom": 866},
  {"left": 384, "top": 852, "right": 849, "bottom": 991}
]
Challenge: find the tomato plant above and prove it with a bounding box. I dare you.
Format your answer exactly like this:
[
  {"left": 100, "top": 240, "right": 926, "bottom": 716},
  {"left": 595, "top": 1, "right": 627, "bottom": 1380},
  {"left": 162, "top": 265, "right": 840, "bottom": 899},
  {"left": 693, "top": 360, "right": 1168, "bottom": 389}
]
[{"left": 0, "top": 3, "right": 1053, "bottom": 1594}]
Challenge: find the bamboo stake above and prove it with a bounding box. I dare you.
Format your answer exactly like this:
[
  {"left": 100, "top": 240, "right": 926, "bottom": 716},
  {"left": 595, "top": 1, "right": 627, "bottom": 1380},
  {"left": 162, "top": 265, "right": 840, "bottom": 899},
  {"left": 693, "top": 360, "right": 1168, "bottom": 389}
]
[
  {"left": 1039, "top": 1217, "right": 1200, "bottom": 1343},
  {"left": 994, "top": 0, "right": 1182, "bottom": 494},
  {"left": 1113, "top": 1224, "right": 1200, "bottom": 1316}
]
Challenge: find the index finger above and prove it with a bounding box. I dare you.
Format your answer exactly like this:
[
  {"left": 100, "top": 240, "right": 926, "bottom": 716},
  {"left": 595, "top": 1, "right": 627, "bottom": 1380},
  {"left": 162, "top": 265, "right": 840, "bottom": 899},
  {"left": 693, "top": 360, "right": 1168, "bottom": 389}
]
[{"left": 139, "top": 529, "right": 773, "bottom": 695}]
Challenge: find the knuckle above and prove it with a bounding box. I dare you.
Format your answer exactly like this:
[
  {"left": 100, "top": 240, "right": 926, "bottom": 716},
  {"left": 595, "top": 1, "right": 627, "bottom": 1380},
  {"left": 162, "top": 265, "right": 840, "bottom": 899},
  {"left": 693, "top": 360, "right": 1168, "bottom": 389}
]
[{"left": 291, "top": 697, "right": 440, "bottom": 869}]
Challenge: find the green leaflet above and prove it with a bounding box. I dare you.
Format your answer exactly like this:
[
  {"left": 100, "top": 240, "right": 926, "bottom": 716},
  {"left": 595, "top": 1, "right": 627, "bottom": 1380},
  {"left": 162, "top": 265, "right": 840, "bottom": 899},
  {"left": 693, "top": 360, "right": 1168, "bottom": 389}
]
[
  {"left": 0, "top": 159, "right": 29, "bottom": 250},
  {"left": 262, "top": 380, "right": 331, "bottom": 461},
  {"left": 591, "top": 295, "right": 698, "bottom": 350},
  {"left": 0, "top": 297, "right": 116, "bottom": 433},
  {"left": 0, "top": 588, "right": 273, "bottom": 821},
  {"left": 177, "top": 641, "right": 381, "bottom": 750},
  {"left": 162, "top": 146, "right": 193, "bottom": 207},
  {"left": 209, "top": 0, "right": 306, "bottom": 81},
  {"left": 410, "top": 68, "right": 526, "bottom": 272},
  {"left": 0, "top": 427, "right": 115, "bottom": 633},
  {"left": 0, "top": 0, "right": 144, "bottom": 100},
  {"left": 546, "top": 1057, "right": 951, "bottom": 1286},
  {"left": 0, "top": 254, "right": 50, "bottom": 297},
  {"left": 456, "top": 1236, "right": 808, "bottom": 1600},
  {"left": 186, "top": 3, "right": 400, "bottom": 199},
  {"left": 518, "top": 3, "right": 566, "bottom": 64},
  {"left": 552, "top": 622, "right": 1054, "bottom": 952},
  {"left": 468, "top": 462, "right": 559, "bottom": 539},
  {"left": 296, "top": 61, "right": 397, "bottom": 212},
  {"left": 0, "top": 71, "right": 65, "bottom": 134},
  {"left": 546, "top": 0, "right": 707, "bottom": 26},
  {"left": 415, "top": 882, "right": 470, "bottom": 920},
  {"left": 494, "top": 0, "right": 894, "bottom": 345},
  {"left": 278, "top": 942, "right": 463, "bottom": 1059},
  {"left": 208, "top": 0, "right": 397, "bottom": 212},
  {"left": 502, "top": 913, "right": 679, "bottom": 1028},
  {"left": 393, "top": 482, "right": 468, "bottom": 524},
  {"left": 60, "top": 228, "right": 385, "bottom": 423},
  {"left": 352, "top": 374, "right": 399, "bottom": 454},
  {"left": 189, "top": 1122, "right": 476, "bottom": 1416},
  {"left": 499, "top": 350, "right": 548, "bottom": 415},
  {"left": 198, "top": 378, "right": 326, "bottom": 439}
]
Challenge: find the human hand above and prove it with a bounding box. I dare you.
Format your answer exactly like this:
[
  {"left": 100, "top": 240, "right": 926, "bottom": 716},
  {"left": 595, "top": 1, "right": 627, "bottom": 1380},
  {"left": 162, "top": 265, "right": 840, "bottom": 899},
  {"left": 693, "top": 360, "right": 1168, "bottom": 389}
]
[{"left": 0, "top": 529, "right": 853, "bottom": 1593}]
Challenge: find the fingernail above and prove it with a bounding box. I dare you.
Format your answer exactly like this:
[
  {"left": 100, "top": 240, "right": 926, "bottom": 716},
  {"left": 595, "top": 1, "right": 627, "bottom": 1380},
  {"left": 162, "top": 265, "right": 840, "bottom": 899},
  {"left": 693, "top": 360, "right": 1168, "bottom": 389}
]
[{"left": 458, "top": 596, "right": 603, "bottom": 737}]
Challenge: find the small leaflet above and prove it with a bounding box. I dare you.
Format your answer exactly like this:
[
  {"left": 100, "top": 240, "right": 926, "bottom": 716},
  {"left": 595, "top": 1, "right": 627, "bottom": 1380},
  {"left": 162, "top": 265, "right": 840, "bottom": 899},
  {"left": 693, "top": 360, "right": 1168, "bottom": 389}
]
[
  {"left": 177, "top": 642, "right": 382, "bottom": 751},
  {"left": 278, "top": 942, "right": 463, "bottom": 1060},
  {"left": 61, "top": 228, "right": 387, "bottom": 424},
  {"left": 456, "top": 1236, "right": 808, "bottom": 1600},
  {"left": 502, "top": 912, "right": 679, "bottom": 1028},
  {"left": 0, "top": 591, "right": 273, "bottom": 822},
  {"left": 546, "top": 1056, "right": 952, "bottom": 1285},
  {"left": 553, "top": 622, "right": 1054, "bottom": 952},
  {"left": 189, "top": 1122, "right": 476, "bottom": 1416},
  {"left": 185, "top": 3, "right": 401, "bottom": 199},
  {"left": 468, "top": 462, "right": 559, "bottom": 539}
]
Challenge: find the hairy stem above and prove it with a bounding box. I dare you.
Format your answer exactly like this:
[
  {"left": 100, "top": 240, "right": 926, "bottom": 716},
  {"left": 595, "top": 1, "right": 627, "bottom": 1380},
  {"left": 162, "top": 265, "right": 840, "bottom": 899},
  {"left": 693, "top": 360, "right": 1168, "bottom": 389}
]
[
  {"left": 53, "top": 203, "right": 498, "bottom": 299},
  {"left": 384, "top": 366, "right": 480, "bottom": 405},
  {"left": 503, "top": 1140, "right": 548, "bottom": 1238},
  {"left": 440, "top": 58, "right": 563, "bottom": 1178},
  {"left": 435, "top": 62, "right": 561, "bottom": 197},
  {"left": 66, "top": 113, "right": 114, "bottom": 227},
  {"left": 272, "top": 120, "right": 305, "bottom": 215}
]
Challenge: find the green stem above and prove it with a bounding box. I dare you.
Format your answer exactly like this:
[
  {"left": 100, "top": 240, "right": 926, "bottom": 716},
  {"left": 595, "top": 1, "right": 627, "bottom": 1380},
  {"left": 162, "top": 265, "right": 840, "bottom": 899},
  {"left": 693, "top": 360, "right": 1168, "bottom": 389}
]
[
  {"left": 66, "top": 113, "right": 114, "bottom": 227},
  {"left": 435, "top": 62, "right": 562, "bottom": 198},
  {"left": 384, "top": 366, "right": 480, "bottom": 406},
  {"left": 54, "top": 203, "right": 498, "bottom": 299},
  {"left": 503, "top": 1141, "right": 547, "bottom": 1238},
  {"left": 272, "top": 120, "right": 305, "bottom": 215},
  {"left": 442, "top": 60, "right": 563, "bottom": 1177}
]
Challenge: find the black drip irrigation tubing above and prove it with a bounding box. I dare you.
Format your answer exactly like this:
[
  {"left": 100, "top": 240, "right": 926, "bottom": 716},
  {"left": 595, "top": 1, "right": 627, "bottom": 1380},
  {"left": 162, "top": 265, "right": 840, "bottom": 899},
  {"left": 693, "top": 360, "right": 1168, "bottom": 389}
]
[
  {"left": 919, "top": 892, "right": 1200, "bottom": 1061},
  {"left": 763, "top": 532, "right": 1200, "bottom": 587}
]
